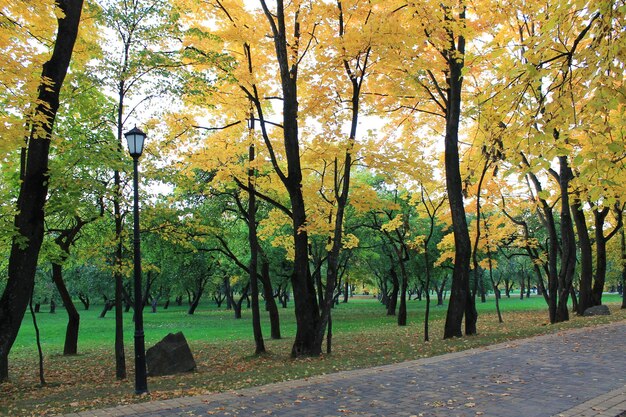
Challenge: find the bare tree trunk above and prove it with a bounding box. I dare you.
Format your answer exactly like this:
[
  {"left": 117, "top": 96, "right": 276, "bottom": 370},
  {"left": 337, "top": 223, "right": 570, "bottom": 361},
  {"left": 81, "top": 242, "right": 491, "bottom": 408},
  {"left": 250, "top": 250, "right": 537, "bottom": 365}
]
[
  {"left": 248, "top": 143, "right": 265, "bottom": 354},
  {"left": 555, "top": 156, "right": 576, "bottom": 323},
  {"left": 52, "top": 263, "right": 80, "bottom": 355},
  {"left": 592, "top": 205, "right": 622, "bottom": 306},
  {"left": 572, "top": 198, "right": 593, "bottom": 315},
  {"left": 387, "top": 267, "right": 399, "bottom": 316},
  {"left": 620, "top": 228, "right": 626, "bottom": 309},
  {"left": 29, "top": 291, "right": 46, "bottom": 386},
  {"left": 397, "top": 262, "right": 408, "bottom": 326},
  {"left": 259, "top": 257, "right": 281, "bottom": 339}
]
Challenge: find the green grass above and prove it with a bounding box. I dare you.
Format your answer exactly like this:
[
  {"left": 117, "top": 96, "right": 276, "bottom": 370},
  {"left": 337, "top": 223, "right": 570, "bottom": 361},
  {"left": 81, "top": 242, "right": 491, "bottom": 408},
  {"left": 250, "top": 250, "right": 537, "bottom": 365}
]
[
  {"left": 14, "top": 293, "right": 611, "bottom": 352},
  {"left": 2, "top": 294, "right": 625, "bottom": 416}
]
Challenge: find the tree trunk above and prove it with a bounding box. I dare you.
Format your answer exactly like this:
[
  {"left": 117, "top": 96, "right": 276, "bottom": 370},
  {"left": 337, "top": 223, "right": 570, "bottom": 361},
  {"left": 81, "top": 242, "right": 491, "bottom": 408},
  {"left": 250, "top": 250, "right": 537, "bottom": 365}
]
[
  {"left": 313, "top": 9, "right": 363, "bottom": 351},
  {"left": 214, "top": 293, "right": 224, "bottom": 308},
  {"left": 259, "top": 257, "right": 281, "bottom": 339},
  {"left": 572, "top": 199, "right": 593, "bottom": 315},
  {"left": 489, "top": 264, "right": 503, "bottom": 324},
  {"left": 436, "top": 276, "right": 447, "bottom": 306},
  {"left": 442, "top": 8, "right": 473, "bottom": 338},
  {"left": 0, "top": 0, "right": 84, "bottom": 382},
  {"left": 326, "top": 314, "right": 332, "bottom": 354},
  {"left": 620, "top": 228, "right": 626, "bottom": 309},
  {"left": 233, "top": 302, "right": 242, "bottom": 319},
  {"left": 479, "top": 277, "right": 486, "bottom": 302},
  {"left": 423, "top": 247, "right": 434, "bottom": 342},
  {"left": 524, "top": 168, "right": 559, "bottom": 323},
  {"left": 188, "top": 292, "right": 201, "bottom": 315},
  {"left": 224, "top": 277, "right": 233, "bottom": 310},
  {"left": 248, "top": 143, "right": 265, "bottom": 354},
  {"left": 555, "top": 156, "right": 576, "bottom": 323},
  {"left": 114, "top": 270, "right": 126, "bottom": 379},
  {"left": 387, "top": 268, "right": 399, "bottom": 316},
  {"left": 257, "top": 2, "right": 320, "bottom": 357},
  {"left": 570, "top": 287, "right": 579, "bottom": 313},
  {"left": 51, "top": 263, "right": 80, "bottom": 355},
  {"left": 29, "top": 291, "right": 46, "bottom": 386},
  {"left": 99, "top": 298, "right": 114, "bottom": 318},
  {"left": 397, "top": 263, "right": 408, "bottom": 326},
  {"left": 379, "top": 278, "right": 388, "bottom": 306},
  {"left": 592, "top": 210, "right": 608, "bottom": 306},
  {"left": 592, "top": 206, "right": 622, "bottom": 306},
  {"left": 78, "top": 293, "right": 90, "bottom": 310}
]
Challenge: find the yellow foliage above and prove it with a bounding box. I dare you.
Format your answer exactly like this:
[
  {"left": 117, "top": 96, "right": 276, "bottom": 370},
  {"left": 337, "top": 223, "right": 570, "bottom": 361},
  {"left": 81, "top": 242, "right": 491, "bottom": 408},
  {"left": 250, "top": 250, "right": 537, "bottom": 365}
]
[
  {"left": 381, "top": 214, "right": 404, "bottom": 233},
  {"left": 342, "top": 233, "right": 360, "bottom": 250}
]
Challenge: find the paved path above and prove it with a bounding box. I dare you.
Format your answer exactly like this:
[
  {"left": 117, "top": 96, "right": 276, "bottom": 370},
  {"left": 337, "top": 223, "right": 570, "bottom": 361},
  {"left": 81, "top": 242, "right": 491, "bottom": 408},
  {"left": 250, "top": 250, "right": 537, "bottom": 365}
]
[{"left": 61, "top": 322, "right": 626, "bottom": 417}]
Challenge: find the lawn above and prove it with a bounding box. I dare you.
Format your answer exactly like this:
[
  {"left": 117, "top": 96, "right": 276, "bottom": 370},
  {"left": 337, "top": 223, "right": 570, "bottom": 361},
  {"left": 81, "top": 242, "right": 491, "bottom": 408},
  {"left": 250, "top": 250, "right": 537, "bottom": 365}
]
[{"left": 2, "top": 294, "right": 624, "bottom": 416}]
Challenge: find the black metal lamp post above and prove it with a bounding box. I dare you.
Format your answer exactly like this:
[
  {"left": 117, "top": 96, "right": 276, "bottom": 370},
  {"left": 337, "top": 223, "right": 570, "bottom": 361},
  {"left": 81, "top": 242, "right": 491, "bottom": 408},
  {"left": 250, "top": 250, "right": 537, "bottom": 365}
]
[{"left": 124, "top": 126, "right": 148, "bottom": 395}]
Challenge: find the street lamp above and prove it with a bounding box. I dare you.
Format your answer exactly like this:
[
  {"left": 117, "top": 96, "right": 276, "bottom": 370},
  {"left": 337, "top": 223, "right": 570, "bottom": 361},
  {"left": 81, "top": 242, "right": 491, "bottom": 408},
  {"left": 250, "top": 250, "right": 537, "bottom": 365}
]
[{"left": 124, "top": 126, "right": 148, "bottom": 394}]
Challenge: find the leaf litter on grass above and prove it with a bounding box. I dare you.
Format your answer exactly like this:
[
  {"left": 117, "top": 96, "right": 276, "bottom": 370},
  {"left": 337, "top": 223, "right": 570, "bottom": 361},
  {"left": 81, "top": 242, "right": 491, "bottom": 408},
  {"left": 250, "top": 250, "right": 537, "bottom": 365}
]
[{"left": 1, "top": 304, "right": 624, "bottom": 416}]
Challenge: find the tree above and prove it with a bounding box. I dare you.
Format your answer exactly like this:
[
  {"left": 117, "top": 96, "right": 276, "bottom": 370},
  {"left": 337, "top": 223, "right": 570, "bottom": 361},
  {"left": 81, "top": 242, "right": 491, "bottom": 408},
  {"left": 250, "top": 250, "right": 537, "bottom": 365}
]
[
  {"left": 247, "top": 141, "right": 265, "bottom": 353},
  {"left": 376, "top": 192, "right": 413, "bottom": 326},
  {"left": 480, "top": 0, "right": 618, "bottom": 323},
  {"left": 411, "top": 182, "right": 447, "bottom": 341},
  {"left": 97, "top": 0, "right": 183, "bottom": 379},
  {"left": 177, "top": 0, "right": 386, "bottom": 356},
  {"left": 385, "top": 1, "right": 479, "bottom": 338},
  {"left": 43, "top": 68, "right": 114, "bottom": 355},
  {"left": 0, "top": 0, "right": 84, "bottom": 381}
]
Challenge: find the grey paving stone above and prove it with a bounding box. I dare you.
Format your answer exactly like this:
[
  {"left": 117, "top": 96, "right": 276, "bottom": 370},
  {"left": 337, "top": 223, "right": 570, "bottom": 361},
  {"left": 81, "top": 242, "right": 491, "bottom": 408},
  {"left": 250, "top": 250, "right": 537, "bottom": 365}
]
[{"left": 55, "top": 321, "right": 626, "bottom": 417}]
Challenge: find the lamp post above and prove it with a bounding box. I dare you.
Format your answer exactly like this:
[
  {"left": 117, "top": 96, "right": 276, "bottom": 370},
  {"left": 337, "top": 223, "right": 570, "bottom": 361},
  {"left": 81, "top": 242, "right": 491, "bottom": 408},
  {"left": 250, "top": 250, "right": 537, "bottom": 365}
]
[{"left": 124, "top": 126, "right": 148, "bottom": 395}]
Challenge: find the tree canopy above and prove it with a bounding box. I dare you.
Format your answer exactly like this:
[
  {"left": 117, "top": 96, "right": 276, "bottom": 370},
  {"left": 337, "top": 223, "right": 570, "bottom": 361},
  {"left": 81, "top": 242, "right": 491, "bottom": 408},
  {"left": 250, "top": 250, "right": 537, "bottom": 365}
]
[{"left": 1, "top": 0, "right": 625, "bottom": 381}]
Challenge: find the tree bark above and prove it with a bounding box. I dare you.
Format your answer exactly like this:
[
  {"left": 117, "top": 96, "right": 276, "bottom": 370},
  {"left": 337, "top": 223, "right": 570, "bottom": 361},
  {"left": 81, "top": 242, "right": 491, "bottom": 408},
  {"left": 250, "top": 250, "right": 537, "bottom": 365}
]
[
  {"left": 523, "top": 167, "right": 559, "bottom": 323},
  {"left": 555, "top": 156, "right": 576, "bottom": 323},
  {"left": 232, "top": 284, "right": 250, "bottom": 319},
  {"left": 592, "top": 206, "right": 622, "bottom": 306},
  {"left": 436, "top": 276, "right": 447, "bottom": 306},
  {"left": 248, "top": 143, "right": 265, "bottom": 354},
  {"left": 0, "top": 0, "right": 83, "bottom": 381},
  {"left": 571, "top": 198, "right": 593, "bottom": 315},
  {"left": 259, "top": 257, "right": 281, "bottom": 339},
  {"left": 29, "top": 291, "right": 46, "bottom": 386},
  {"left": 78, "top": 293, "right": 90, "bottom": 310},
  {"left": 114, "top": 268, "right": 126, "bottom": 379},
  {"left": 443, "top": 6, "right": 474, "bottom": 338},
  {"left": 621, "top": 229, "right": 626, "bottom": 309},
  {"left": 52, "top": 263, "right": 80, "bottom": 355},
  {"left": 387, "top": 267, "right": 399, "bottom": 316},
  {"left": 187, "top": 292, "right": 201, "bottom": 315},
  {"left": 397, "top": 261, "right": 408, "bottom": 326}
]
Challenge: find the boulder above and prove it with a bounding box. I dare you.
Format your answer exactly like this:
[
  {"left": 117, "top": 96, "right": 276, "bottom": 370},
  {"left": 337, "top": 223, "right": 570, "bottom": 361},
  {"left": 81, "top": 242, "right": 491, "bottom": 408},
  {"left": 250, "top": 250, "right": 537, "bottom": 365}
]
[
  {"left": 146, "top": 332, "right": 196, "bottom": 376},
  {"left": 583, "top": 305, "right": 611, "bottom": 317}
]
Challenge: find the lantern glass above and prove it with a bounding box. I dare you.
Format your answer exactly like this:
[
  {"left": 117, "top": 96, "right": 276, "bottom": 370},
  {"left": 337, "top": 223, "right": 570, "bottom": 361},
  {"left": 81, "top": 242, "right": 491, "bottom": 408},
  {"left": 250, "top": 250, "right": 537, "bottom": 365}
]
[{"left": 124, "top": 126, "right": 146, "bottom": 157}]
